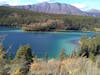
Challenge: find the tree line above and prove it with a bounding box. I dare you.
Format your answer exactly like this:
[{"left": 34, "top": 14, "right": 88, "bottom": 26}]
[{"left": 0, "top": 6, "right": 100, "bottom": 31}]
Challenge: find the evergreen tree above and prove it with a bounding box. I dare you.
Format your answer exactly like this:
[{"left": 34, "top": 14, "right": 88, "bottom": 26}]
[
  {"left": 15, "top": 44, "right": 33, "bottom": 62},
  {"left": 0, "top": 44, "right": 6, "bottom": 59},
  {"left": 0, "top": 44, "right": 6, "bottom": 65}
]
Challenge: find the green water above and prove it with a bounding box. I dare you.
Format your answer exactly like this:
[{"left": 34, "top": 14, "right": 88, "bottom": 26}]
[{"left": 0, "top": 26, "right": 99, "bottom": 59}]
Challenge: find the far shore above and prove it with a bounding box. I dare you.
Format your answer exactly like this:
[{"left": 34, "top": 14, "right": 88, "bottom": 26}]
[{"left": 0, "top": 25, "right": 100, "bottom": 33}]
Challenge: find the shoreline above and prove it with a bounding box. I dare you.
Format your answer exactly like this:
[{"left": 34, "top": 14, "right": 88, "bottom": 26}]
[
  {"left": 70, "top": 40, "right": 80, "bottom": 45},
  {"left": 0, "top": 25, "right": 100, "bottom": 33}
]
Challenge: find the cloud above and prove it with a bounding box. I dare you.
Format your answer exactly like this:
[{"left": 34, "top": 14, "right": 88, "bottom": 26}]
[
  {"left": 0, "top": 0, "right": 53, "bottom": 5},
  {"left": 0, "top": 0, "right": 33, "bottom": 6},
  {"left": 0, "top": 0, "right": 19, "bottom": 5},
  {"left": 36, "top": 0, "right": 52, "bottom": 2},
  {"left": 71, "top": 3, "right": 87, "bottom": 9},
  {"left": 9, "top": 0, "right": 20, "bottom": 6},
  {"left": 0, "top": 0, "right": 9, "bottom": 4}
]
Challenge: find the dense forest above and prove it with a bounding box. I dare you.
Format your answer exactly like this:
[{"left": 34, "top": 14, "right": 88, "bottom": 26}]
[
  {"left": 0, "top": 36, "right": 100, "bottom": 75},
  {"left": 0, "top": 6, "right": 100, "bottom": 31}
]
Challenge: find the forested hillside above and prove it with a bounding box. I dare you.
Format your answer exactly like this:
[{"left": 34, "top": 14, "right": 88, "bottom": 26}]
[{"left": 0, "top": 6, "right": 100, "bottom": 31}]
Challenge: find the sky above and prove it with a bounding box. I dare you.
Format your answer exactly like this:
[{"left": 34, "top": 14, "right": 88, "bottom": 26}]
[{"left": 0, "top": 0, "right": 100, "bottom": 10}]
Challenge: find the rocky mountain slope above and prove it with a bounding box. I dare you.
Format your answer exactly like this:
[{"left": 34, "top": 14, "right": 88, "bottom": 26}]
[
  {"left": 86, "top": 9, "right": 100, "bottom": 17},
  {"left": 11, "top": 2, "right": 86, "bottom": 15}
]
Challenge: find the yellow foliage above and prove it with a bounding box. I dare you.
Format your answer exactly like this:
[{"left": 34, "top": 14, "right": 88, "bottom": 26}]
[
  {"left": 94, "top": 28, "right": 100, "bottom": 32},
  {"left": 30, "top": 63, "right": 41, "bottom": 71},
  {"left": 0, "top": 51, "right": 5, "bottom": 60},
  {"left": 62, "top": 58, "right": 79, "bottom": 65},
  {"left": 60, "top": 58, "right": 80, "bottom": 74},
  {"left": 32, "top": 58, "right": 39, "bottom": 63},
  {"left": 48, "top": 58, "right": 56, "bottom": 63},
  {"left": 11, "top": 69, "right": 24, "bottom": 75}
]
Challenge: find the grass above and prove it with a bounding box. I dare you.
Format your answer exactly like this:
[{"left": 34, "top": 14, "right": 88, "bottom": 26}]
[
  {"left": 29, "top": 56, "right": 100, "bottom": 75},
  {"left": 94, "top": 28, "right": 100, "bottom": 32}
]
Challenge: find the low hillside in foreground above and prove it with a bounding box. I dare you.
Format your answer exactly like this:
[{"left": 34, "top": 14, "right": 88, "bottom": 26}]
[{"left": 0, "top": 36, "right": 100, "bottom": 75}]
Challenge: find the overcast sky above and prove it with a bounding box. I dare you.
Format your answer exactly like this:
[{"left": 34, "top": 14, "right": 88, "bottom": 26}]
[{"left": 0, "top": 0, "right": 100, "bottom": 10}]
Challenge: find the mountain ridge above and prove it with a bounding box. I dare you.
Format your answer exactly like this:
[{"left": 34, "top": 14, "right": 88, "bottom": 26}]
[
  {"left": 2, "top": 2, "right": 100, "bottom": 17},
  {"left": 11, "top": 2, "right": 86, "bottom": 15},
  {"left": 86, "top": 9, "right": 100, "bottom": 13}
]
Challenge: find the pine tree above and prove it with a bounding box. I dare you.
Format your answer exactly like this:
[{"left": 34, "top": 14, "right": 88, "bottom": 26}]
[
  {"left": 0, "top": 44, "right": 6, "bottom": 65},
  {"left": 15, "top": 44, "right": 33, "bottom": 62}
]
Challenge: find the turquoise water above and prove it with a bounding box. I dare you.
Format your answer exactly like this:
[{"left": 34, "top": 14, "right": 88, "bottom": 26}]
[{"left": 0, "top": 26, "right": 99, "bottom": 59}]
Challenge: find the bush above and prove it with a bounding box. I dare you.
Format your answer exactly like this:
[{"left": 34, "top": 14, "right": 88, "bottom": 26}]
[{"left": 78, "top": 36, "right": 100, "bottom": 59}]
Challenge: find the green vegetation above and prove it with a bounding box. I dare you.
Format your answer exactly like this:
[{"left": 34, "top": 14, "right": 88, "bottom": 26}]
[
  {"left": 0, "top": 36, "right": 100, "bottom": 75},
  {"left": 0, "top": 6, "right": 100, "bottom": 75},
  {"left": 0, "top": 44, "right": 34, "bottom": 75},
  {"left": 0, "top": 6, "right": 100, "bottom": 31},
  {"left": 78, "top": 36, "right": 100, "bottom": 61},
  {"left": 15, "top": 44, "right": 33, "bottom": 62}
]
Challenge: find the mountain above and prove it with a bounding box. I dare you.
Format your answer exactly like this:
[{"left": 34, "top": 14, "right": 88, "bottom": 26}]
[
  {"left": 87, "top": 9, "right": 100, "bottom": 13},
  {"left": 3, "top": 2, "right": 100, "bottom": 17},
  {"left": 86, "top": 9, "right": 100, "bottom": 17},
  {"left": 11, "top": 2, "right": 86, "bottom": 15}
]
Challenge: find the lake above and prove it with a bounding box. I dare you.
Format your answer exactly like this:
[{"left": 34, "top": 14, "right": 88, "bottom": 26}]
[{"left": 0, "top": 26, "right": 99, "bottom": 59}]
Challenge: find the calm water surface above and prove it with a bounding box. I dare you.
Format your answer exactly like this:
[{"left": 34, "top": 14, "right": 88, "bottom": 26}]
[{"left": 0, "top": 26, "right": 99, "bottom": 59}]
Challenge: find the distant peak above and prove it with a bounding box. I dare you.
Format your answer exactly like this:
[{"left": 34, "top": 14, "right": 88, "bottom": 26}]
[
  {"left": 39, "top": 2, "right": 49, "bottom": 4},
  {"left": 87, "top": 9, "right": 100, "bottom": 13},
  {"left": 39, "top": 2, "right": 66, "bottom": 5}
]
